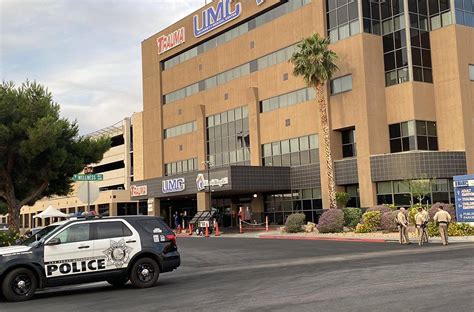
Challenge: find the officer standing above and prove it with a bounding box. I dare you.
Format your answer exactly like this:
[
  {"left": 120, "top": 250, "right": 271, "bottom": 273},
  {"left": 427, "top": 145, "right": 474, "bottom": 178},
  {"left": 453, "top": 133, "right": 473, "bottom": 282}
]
[
  {"left": 433, "top": 206, "right": 452, "bottom": 245},
  {"left": 396, "top": 207, "right": 410, "bottom": 245},
  {"left": 415, "top": 207, "right": 428, "bottom": 246}
]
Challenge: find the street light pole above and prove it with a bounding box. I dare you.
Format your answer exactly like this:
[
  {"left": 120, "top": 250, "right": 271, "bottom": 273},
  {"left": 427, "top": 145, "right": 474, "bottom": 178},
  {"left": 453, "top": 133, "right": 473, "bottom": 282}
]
[{"left": 202, "top": 161, "right": 213, "bottom": 210}]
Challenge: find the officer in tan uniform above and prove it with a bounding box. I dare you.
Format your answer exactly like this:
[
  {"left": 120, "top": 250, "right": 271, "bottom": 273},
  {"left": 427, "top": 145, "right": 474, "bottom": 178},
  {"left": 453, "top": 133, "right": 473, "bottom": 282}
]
[
  {"left": 433, "top": 206, "right": 452, "bottom": 245},
  {"left": 415, "top": 207, "right": 428, "bottom": 245},
  {"left": 396, "top": 208, "right": 410, "bottom": 245}
]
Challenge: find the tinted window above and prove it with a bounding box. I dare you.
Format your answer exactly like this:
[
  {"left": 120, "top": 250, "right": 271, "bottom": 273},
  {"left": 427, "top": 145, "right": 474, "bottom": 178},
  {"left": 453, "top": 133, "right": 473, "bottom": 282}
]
[
  {"left": 55, "top": 224, "right": 90, "bottom": 244},
  {"left": 95, "top": 221, "right": 132, "bottom": 239},
  {"left": 137, "top": 219, "right": 170, "bottom": 234}
]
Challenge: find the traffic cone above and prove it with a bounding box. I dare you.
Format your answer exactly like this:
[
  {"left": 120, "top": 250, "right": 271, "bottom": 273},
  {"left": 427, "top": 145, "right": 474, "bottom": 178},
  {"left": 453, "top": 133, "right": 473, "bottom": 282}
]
[
  {"left": 239, "top": 218, "right": 243, "bottom": 234},
  {"left": 188, "top": 224, "right": 193, "bottom": 236},
  {"left": 205, "top": 223, "right": 209, "bottom": 237},
  {"left": 215, "top": 220, "right": 220, "bottom": 237},
  {"left": 265, "top": 216, "right": 269, "bottom": 232}
]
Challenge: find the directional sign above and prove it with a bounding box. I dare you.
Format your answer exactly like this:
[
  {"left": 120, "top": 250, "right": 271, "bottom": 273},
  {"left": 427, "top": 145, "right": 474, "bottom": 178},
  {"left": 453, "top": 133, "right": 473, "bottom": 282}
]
[
  {"left": 453, "top": 174, "right": 474, "bottom": 222},
  {"left": 72, "top": 174, "right": 103, "bottom": 181}
]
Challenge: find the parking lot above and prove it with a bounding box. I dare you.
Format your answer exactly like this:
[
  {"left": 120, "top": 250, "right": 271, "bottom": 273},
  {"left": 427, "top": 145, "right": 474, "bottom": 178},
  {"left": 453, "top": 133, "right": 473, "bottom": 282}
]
[{"left": 2, "top": 237, "right": 473, "bottom": 312}]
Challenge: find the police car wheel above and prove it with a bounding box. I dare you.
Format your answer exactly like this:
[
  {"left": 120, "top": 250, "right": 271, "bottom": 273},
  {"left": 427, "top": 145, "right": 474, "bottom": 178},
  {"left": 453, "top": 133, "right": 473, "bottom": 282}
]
[
  {"left": 130, "top": 258, "right": 159, "bottom": 288},
  {"left": 106, "top": 277, "right": 129, "bottom": 287},
  {"left": 1, "top": 268, "right": 37, "bottom": 302}
]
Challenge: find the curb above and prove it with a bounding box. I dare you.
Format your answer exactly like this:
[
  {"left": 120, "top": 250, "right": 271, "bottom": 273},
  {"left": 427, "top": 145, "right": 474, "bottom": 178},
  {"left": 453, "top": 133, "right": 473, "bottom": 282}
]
[{"left": 258, "top": 235, "right": 387, "bottom": 243}]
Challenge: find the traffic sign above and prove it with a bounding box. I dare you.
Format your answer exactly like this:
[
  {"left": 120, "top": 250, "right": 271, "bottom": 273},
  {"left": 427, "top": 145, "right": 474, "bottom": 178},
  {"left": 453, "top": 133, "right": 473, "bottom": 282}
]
[
  {"left": 453, "top": 174, "right": 474, "bottom": 222},
  {"left": 72, "top": 174, "right": 103, "bottom": 181},
  {"left": 77, "top": 182, "right": 100, "bottom": 207}
]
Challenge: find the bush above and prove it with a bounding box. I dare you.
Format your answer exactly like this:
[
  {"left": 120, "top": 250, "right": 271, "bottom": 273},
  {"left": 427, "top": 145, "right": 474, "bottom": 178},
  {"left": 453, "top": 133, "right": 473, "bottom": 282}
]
[
  {"left": 285, "top": 213, "right": 306, "bottom": 233},
  {"left": 381, "top": 211, "right": 399, "bottom": 232},
  {"left": 429, "top": 203, "right": 456, "bottom": 222},
  {"left": 342, "top": 208, "right": 362, "bottom": 228},
  {"left": 407, "top": 205, "right": 423, "bottom": 225},
  {"left": 427, "top": 222, "right": 474, "bottom": 237},
  {"left": 336, "top": 192, "right": 351, "bottom": 208},
  {"left": 355, "top": 223, "right": 373, "bottom": 233},
  {"left": 317, "top": 209, "right": 345, "bottom": 233},
  {"left": 362, "top": 210, "right": 382, "bottom": 230},
  {"left": 0, "top": 231, "right": 21, "bottom": 247},
  {"left": 366, "top": 205, "right": 392, "bottom": 216}
]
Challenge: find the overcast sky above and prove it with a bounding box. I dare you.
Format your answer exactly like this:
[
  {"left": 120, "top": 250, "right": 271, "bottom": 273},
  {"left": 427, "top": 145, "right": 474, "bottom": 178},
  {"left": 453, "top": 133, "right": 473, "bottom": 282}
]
[{"left": 1, "top": 0, "right": 205, "bottom": 134}]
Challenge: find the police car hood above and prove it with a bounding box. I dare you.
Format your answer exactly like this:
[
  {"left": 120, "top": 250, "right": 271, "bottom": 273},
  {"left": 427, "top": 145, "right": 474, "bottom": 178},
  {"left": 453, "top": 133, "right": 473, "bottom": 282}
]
[{"left": 0, "top": 245, "right": 31, "bottom": 256}]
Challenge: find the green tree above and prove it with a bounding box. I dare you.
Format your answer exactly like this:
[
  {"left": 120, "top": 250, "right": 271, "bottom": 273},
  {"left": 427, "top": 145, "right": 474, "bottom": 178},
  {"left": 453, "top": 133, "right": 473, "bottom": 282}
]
[
  {"left": 410, "top": 179, "right": 433, "bottom": 205},
  {"left": 0, "top": 81, "right": 110, "bottom": 232},
  {"left": 290, "top": 33, "right": 339, "bottom": 209}
]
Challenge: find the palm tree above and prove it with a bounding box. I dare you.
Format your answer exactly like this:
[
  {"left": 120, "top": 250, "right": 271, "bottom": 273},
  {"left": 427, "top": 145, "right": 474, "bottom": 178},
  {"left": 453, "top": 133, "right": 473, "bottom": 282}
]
[{"left": 290, "top": 33, "right": 339, "bottom": 209}]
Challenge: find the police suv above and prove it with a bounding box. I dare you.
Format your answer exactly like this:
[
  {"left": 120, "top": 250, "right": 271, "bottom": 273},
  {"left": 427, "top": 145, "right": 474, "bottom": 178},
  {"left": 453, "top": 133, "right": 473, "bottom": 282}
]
[{"left": 0, "top": 216, "right": 180, "bottom": 302}]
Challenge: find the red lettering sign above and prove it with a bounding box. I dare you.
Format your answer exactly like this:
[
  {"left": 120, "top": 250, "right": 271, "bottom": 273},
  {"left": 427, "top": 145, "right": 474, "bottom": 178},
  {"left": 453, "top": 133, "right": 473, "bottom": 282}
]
[
  {"left": 157, "top": 27, "right": 186, "bottom": 55},
  {"left": 131, "top": 185, "right": 148, "bottom": 197}
]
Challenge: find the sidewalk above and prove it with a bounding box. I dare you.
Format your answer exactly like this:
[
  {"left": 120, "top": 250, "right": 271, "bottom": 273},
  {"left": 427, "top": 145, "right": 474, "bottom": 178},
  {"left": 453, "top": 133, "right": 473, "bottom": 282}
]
[{"left": 177, "top": 228, "right": 474, "bottom": 243}]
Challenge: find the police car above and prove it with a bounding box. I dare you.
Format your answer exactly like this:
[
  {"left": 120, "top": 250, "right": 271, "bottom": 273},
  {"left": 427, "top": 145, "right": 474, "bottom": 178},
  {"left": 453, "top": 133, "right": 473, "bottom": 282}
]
[{"left": 0, "top": 215, "right": 180, "bottom": 302}]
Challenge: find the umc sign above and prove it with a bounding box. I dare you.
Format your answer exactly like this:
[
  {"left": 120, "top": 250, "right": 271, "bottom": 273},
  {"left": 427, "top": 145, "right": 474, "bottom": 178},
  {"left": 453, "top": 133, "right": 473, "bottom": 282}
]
[
  {"left": 193, "top": 0, "right": 242, "bottom": 37},
  {"left": 453, "top": 174, "right": 474, "bottom": 222},
  {"left": 162, "top": 178, "right": 186, "bottom": 194}
]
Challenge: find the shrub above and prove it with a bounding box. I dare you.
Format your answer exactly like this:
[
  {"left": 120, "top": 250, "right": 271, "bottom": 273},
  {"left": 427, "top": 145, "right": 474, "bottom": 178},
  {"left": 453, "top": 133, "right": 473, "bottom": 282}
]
[
  {"left": 366, "top": 205, "right": 392, "bottom": 216},
  {"left": 0, "top": 231, "right": 21, "bottom": 247},
  {"left": 285, "top": 213, "right": 306, "bottom": 233},
  {"left": 342, "top": 208, "right": 362, "bottom": 228},
  {"left": 427, "top": 222, "right": 474, "bottom": 237},
  {"left": 429, "top": 203, "right": 456, "bottom": 221},
  {"left": 355, "top": 223, "right": 372, "bottom": 233},
  {"left": 336, "top": 192, "right": 351, "bottom": 208},
  {"left": 362, "top": 210, "right": 382, "bottom": 230},
  {"left": 407, "top": 205, "right": 423, "bottom": 225},
  {"left": 381, "top": 211, "right": 399, "bottom": 232},
  {"left": 317, "top": 209, "right": 345, "bottom": 233}
]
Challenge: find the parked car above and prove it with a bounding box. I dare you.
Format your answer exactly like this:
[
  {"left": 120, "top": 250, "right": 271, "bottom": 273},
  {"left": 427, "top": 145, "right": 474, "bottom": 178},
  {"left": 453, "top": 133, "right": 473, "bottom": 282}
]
[{"left": 0, "top": 215, "right": 180, "bottom": 302}]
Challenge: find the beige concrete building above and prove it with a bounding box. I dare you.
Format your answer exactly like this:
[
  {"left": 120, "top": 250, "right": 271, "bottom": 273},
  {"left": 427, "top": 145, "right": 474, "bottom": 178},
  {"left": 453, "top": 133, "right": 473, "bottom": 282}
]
[
  {"left": 0, "top": 114, "right": 145, "bottom": 229},
  {"left": 132, "top": 0, "right": 474, "bottom": 225}
]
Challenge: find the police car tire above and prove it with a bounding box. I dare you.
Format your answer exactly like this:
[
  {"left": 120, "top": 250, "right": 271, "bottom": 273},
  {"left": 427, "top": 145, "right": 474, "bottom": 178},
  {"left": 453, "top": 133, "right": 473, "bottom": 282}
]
[
  {"left": 130, "top": 258, "right": 160, "bottom": 288},
  {"left": 1, "top": 268, "right": 37, "bottom": 302}
]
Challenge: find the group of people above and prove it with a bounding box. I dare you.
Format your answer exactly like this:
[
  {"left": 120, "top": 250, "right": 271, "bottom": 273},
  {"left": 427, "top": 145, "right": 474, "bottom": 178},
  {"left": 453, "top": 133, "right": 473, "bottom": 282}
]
[{"left": 396, "top": 206, "right": 452, "bottom": 246}]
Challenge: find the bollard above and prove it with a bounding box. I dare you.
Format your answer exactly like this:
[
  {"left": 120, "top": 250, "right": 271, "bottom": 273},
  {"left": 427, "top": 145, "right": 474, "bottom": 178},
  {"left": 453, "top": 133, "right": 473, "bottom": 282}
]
[
  {"left": 215, "top": 219, "right": 220, "bottom": 237},
  {"left": 188, "top": 223, "right": 193, "bottom": 236},
  {"left": 205, "top": 222, "right": 209, "bottom": 237},
  {"left": 239, "top": 218, "right": 243, "bottom": 234},
  {"left": 265, "top": 216, "right": 269, "bottom": 232}
]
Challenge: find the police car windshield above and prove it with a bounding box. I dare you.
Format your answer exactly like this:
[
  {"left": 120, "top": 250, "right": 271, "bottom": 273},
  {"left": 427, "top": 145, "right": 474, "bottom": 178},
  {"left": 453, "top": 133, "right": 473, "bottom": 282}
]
[{"left": 21, "top": 225, "right": 60, "bottom": 247}]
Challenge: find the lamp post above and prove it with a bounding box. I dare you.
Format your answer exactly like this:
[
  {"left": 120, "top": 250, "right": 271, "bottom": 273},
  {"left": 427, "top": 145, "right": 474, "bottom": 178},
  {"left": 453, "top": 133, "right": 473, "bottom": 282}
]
[{"left": 202, "top": 160, "right": 213, "bottom": 210}]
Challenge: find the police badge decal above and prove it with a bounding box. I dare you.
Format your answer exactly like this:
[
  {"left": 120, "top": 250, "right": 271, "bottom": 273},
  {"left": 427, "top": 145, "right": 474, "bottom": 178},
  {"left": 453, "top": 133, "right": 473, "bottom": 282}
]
[{"left": 103, "top": 239, "right": 133, "bottom": 268}]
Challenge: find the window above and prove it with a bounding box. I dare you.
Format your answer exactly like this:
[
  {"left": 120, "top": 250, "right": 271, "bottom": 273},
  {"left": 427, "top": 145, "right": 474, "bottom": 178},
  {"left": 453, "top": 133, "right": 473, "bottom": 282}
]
[
  {"left": 54, "top": 224, "right": 90, "bottom": 244},
  {"left": 470, "top": 64, "right": 474, "bottom": 80},
  {"left": 164, "top": 121, "right": 197, "bottom": 139},
  {"left": 163, "top": 44, "right": 298, "bottom": 104},
  {"left": 389, "top": 120, "right": 438, "bottom": 153},
  {"left": 330, "top": 75, "right": 352, "bottom": 95},
  {"left": 261, "top": 88, "right": 315, "bottom": 113},
  {"left": 341, "top": 128, "right": 357, "bottom": 158},
  {"left": 207, "top": 107, "right": 250, "bottom": 168},
  {"left": 262, "top": 134, "right": 319, "bottom": 167},
  {"left": 455, "top": 0, "right": 474, "bottom": 28},
  {"left": 95, "top": 221, "right": 132, "bottom": 239},
  {"left": 327, "top": 0, "right": 360, "bottom": 43},
  {"left": 165, "top": 158, "right": 198, "bottom": 176},
  {"left": 162, "top": 0, "right": 311, "bottom": 70}
]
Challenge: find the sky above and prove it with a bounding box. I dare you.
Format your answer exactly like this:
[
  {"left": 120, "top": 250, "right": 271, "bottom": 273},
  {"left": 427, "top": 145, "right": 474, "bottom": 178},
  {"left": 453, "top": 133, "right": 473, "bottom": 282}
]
[{"left": 0, "top": 0, "right": 206, "bottom": 134}]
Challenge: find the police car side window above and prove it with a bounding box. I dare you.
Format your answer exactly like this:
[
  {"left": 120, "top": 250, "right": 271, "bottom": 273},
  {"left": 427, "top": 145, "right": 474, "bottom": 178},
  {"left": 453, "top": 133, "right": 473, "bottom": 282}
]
[
  {"left": 54, "top": 224, "right": 90, "bottom": 244},
  {"left": 95, "top": 221, "right": 133, "bottom": 240}
]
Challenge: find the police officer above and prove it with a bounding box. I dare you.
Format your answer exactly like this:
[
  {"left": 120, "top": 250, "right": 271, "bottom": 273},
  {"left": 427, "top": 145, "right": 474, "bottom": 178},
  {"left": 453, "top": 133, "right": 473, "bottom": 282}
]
[
  {"left": 396, "top": 208, "right": 410, "bottom": 245},
  {"left": 415, "top": 207, "right": 428, "bottom": 246},
  {"left": 433, "top": 206, "right": 452, "bottom": 245}
]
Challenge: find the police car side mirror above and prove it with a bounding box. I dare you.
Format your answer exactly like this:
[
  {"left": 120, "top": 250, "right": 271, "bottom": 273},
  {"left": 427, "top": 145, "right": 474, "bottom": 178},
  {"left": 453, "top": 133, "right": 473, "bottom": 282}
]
[{"left": 45, "top": 237, "right": 61, "bottom": 246}]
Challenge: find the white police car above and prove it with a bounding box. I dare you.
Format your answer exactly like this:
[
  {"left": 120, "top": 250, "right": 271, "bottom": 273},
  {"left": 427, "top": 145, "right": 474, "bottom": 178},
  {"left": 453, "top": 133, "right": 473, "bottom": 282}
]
[{"left": 0, "top": 216, "right": 180, "bottom": 302}]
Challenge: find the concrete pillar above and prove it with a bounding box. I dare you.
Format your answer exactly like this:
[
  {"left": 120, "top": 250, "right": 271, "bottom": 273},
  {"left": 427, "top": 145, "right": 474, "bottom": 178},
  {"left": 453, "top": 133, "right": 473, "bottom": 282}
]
[
  {"left": 196, "top": 105, "right": 208, "bottom": 165},
  {"left": 197, "top": 192, "right": 211, "bottom": 211},
  {"left": 110, "top": 202, "right": 118, "bottom": 216},
  {"left": 147, "top": 198, "right": 161, "bottom": 217},
  {"left": 247, "top": 87, "right": 261, "bottom": 166}
]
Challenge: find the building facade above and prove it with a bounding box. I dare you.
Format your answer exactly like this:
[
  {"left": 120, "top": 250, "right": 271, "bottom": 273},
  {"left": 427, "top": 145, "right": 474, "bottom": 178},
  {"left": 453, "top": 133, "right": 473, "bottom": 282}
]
[
  {"left": 133, "top": 0, "right": 473, "bottom": 225},
  {"left": 0, "top": 114, "right": 146, "bottom": 230}
]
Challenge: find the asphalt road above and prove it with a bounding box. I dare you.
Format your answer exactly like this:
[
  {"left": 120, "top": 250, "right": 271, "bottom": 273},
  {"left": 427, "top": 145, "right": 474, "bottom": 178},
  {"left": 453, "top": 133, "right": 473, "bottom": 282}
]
[{"left": 2, "top": 238, "right": 473, "bottom": 312}]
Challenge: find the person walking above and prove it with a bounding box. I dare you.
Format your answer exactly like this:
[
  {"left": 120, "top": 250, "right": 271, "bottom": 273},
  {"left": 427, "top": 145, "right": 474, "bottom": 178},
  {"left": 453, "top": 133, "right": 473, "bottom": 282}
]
[
  {"left": 433, "top": 206, "right": 452, "bottom": 245},
  {"left": 415, "top": 207, "right": 428, "bottom": 246},
  {"left": 396, "top": 208, "right": 410, "bottom": 245}
]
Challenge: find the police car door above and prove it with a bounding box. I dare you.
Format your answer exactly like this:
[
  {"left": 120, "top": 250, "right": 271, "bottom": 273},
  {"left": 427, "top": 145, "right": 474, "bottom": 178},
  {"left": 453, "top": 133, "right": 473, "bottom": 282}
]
[
  {"left": 43, "top": 222, "right": 94, "bottom": 278},
  {"left": 91, "top": 220, "right": 141, "bottom": 272}
]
